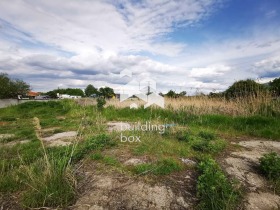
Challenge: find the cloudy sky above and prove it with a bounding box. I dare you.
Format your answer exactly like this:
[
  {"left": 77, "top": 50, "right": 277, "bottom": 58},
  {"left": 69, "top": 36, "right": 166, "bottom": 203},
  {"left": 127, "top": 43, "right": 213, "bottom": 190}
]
[{"left": 0, "top": 0, "right": 280, "bottom": 94}]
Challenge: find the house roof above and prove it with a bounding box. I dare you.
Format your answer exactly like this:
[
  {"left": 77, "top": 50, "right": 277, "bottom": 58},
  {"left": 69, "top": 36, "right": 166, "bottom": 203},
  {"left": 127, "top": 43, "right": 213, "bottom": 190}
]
[{"left": 27, "top": 91, "right": 40, "bottom": 97}]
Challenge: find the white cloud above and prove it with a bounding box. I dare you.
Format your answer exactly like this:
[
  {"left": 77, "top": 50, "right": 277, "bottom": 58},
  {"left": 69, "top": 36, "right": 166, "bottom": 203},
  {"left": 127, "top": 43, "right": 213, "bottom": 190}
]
[
  {"left": 0, "top": 0, "right": 279, "bottom": 93},
  {"left": 190, "top": 64, "right": 231, "bottom": 78},
  {"left": 253, "top": 56, "right": 280, "bottom": 78}
]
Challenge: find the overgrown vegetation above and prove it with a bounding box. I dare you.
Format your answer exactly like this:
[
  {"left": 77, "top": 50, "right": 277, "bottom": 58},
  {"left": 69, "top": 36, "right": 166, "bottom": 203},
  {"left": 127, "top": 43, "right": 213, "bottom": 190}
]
[
  {"left": 1, "top": 81, "right": 280, "bottom": 209},
  {"left": 97, "top": 97, "right": 106, "bottom": 110},
  {"left": 197, "top": 158, "right": 241, "bottom": 210},
  {"left": 260, "top": 152, "right": 280, "bottom": 194}
]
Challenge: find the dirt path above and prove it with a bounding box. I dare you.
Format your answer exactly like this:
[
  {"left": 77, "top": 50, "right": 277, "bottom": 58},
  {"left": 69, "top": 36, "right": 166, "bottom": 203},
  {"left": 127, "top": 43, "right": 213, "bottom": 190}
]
[{"left": 222, "top": 140, "right": 280, "bottom": 210}]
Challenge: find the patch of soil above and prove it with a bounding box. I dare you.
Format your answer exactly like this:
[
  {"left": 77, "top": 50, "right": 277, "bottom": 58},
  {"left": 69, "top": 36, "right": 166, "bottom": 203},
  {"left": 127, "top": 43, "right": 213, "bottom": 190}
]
[
  {"left": 1, "top": 140, "right": 30, "bottom": 147},
  {"left": 221, "top": 140, "right": 280, "bottom": 210},
  {"left": 43, "top": 131, "right": 77, "bottom": 147},
  {"left": 0, "top": 122, "right": 9, "bottom": 126},
  {"left": 0, "top": 193, "right": 22, "bottom": 210},
  {"left": 0, "top": 134, "right": 15, "bottom": 140},
  {"left": 71, "top": 160, "right": 196, "bottom": 210}
]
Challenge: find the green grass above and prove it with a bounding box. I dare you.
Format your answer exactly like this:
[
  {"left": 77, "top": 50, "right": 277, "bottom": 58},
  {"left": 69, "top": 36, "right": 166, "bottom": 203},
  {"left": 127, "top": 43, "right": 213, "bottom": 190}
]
[
  {"left": 197, "top": 158, "right": 241, "bottom": 210},
  {"left": 73, "top": 134, "right": 116, "bottom": 161},
  {"left": 0, "top": 100, "right": 81, "bottom": 208},
  {"left": 102, "top": 106, "right": 280, "bottom": 140},
  {"left": 20, "top": 152, "right": 76, "bottom": 208},
  {"left": 0, "top": 99, "right": 279, "bottom": 209},
  {"left": 132, "top": 158, "right": 182, "bottom": 175}
]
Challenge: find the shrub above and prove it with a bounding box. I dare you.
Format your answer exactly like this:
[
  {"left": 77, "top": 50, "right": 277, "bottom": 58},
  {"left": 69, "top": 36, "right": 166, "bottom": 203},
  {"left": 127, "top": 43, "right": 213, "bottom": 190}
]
[
  {"left": 225, "top": 79, "right": 266, "bottom": 99},
  {"left": 197, "top": 158, "right": 241, "bottom": 210},
  {"left": 260, "top": 152, "right": 280, "bottom": 180},
  {"left": 260, "top": 152, "right": 280, "bottom": 194},
  {"left": 97, "top": 97, "right": 106, "bottom": 110},
  {"left": 269, "top": 77, "right": 280, "bottom": 96}
]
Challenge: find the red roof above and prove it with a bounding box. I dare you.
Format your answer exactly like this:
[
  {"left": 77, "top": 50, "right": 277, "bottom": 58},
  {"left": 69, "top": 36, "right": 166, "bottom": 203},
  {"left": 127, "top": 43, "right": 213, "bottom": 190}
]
[{"left": 27, "top": 91, "right": 40, "bottom": 97}]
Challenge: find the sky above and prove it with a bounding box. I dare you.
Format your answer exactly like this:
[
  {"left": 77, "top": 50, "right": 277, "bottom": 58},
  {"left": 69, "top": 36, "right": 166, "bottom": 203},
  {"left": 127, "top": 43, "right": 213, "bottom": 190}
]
[{"left": 0, "top": 0, "right": 280, "bottom": 94}]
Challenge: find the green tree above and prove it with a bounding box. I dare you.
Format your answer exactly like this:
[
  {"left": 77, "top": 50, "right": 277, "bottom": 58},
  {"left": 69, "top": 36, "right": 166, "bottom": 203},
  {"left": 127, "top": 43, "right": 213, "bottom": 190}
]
[
  {"left": 46, "top": 88, "right": 85, "bottom": 98},
  {"left": 0, "top": 73, "right": 30, "bottom": 99},
  {"left": 85, "top": 84, "right": 98, "bottom": 97},
  {"left": 165, "top": 90, "right": 177, "bottom": 98},
  {"left": 225, "top": 79, "right": 266, "bottom": 99},
  {"left": 98, "top": 87, "right": 115, "bottom": 98},
  {"left": 46, "top": 90, "right": 58, "bottom": 99},
  {"left": 179, "top": 91, "right": 187, "bottom": 96},
  {"left": 269, "top": 77, "right": 280, "bottom": 96}
]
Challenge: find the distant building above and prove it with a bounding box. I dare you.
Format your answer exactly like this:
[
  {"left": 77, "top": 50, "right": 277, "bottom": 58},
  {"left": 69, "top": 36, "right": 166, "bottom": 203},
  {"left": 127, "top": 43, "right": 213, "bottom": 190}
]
[
  {"left": 57, "top": 93, "right": 81, "bottom": 99},
  {"left": 27, "top": 91, "right": 40, "bottom": 99}
]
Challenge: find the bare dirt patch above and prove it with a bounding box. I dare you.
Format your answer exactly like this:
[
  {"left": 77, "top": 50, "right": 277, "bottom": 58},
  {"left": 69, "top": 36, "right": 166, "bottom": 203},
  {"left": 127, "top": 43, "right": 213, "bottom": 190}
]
[
  {"left": 42, "top": 131, "right": 77, "bottom": 147},
  {"left": 0, "top": 134, "right": 15, "bottom": 141},
  {"left": 222, "top": 140, "right": 280, "bottom": 210},
  {"left": 71, "top": 160, "right": 196, "bottom": 210}
]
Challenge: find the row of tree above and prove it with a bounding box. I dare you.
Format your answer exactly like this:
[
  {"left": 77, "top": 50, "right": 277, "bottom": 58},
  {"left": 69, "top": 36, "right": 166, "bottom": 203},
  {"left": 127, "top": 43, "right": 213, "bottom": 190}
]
[
  {"left": 1, "top": 73, "right": 279, "bottom": 99},
  {"left": 45, "top": 85, "right": 115, "bottom": 99}
]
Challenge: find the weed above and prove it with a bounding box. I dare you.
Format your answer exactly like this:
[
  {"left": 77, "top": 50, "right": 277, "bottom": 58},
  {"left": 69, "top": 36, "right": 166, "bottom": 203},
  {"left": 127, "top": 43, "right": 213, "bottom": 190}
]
[
  {"left": 91, "top": 152, "right": 103, "bottom": 160},
  {"left": 260, "top": 152, "right": 280, "bottom": 194},
  {"left": 197, "top": 158, "right": 241, "bottom": 210}
]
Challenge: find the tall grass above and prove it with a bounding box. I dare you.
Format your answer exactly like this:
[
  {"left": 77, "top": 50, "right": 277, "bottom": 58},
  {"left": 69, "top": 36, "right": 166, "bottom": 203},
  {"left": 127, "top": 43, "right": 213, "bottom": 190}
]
[{"left": 88, "top": 91, "right": 280, "bottom": 117}]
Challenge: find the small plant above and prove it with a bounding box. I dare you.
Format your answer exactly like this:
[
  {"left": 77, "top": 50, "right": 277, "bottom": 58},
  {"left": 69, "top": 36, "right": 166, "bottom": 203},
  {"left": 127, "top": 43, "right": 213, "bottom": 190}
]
[
  {"left": 155, "top": 158, "right": 182, "bottom": 175},
  {"left": 198, "top": 131, "right": 216, "bottom": 141},
  {"left": 102, "top": 156, "right": 119, "bottom": 166},
  {"left": 91, "top": 152, "right": 103, "bottom": 160},
  {"left": 260, "top": 152, "right": 280, "bottom": 194},
  {"left": 197, "top": 158, "right": 241, "bottom": 210},
  {"left": 97, "top": 97, "right": 106, "bottom": 110},
  {"left": 260, "top": 152, "right": 280, "bottom": 179}
]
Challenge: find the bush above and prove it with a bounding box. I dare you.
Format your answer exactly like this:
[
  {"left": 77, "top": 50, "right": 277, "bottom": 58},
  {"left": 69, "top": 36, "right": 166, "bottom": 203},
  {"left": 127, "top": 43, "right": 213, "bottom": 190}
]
[
  {"left": 197, "top": 158, "right": 241, "bottom": 210},
  {"left": 269, "top": 77, "right": 280, "bottom": 97},
  {"left": 97, "top": 97, "right": 106, "bottom": 110},
  {"left": 260, "top": 152, "right": 280, "bottom": 194},
  {"left": 225, "top": 79, "right": 266, "bottom": 99},
  {"left": 260, "top": 152, "right": 280, "bottom": 180}
]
